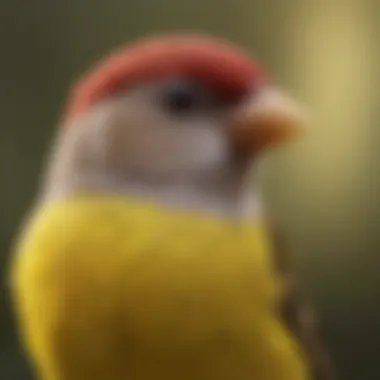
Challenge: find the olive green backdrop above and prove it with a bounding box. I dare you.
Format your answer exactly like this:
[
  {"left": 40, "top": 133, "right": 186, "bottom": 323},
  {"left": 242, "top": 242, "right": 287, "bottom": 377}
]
[{"left": 0, "top": 0, "right": 378, "bottom": 379}]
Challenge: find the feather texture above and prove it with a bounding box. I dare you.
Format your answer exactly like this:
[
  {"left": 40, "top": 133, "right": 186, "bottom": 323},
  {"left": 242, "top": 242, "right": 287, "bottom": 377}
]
[{"left": 12, "top": 194, "right": 309, "bottom": 380}]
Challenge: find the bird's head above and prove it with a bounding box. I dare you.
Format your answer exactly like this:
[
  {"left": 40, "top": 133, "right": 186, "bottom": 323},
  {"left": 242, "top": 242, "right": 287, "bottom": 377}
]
[{"left": 45, "top": 34, "right": 306, "bottom": 215}]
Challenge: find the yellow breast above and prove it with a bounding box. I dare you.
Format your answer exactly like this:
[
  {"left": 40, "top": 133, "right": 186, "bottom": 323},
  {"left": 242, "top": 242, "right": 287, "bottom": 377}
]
[{"left": 11, "top": 194, "right": 310, "bottom": 380}]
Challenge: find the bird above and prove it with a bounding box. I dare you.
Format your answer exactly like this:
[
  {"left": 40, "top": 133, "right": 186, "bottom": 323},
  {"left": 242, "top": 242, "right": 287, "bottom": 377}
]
[{"left": 10, "top": 34, "right": 334, "bottom": 380}]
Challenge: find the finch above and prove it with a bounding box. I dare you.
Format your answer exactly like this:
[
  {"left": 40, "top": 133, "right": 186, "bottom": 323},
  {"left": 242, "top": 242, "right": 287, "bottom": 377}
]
[{"left": 10, "top": 34, "right": 334, "bottom": 380}]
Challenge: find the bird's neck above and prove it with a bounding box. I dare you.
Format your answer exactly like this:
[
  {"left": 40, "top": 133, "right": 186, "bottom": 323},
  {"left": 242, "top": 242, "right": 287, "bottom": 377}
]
[
  {"left": 110, "top": 177, "right": 264, "bottom": 219},
  {"left": 42, "top": 167, "right": 264, "bottom": 220},
  {"left": 41, "top": 125, "right": 264, "bottom": 219}
]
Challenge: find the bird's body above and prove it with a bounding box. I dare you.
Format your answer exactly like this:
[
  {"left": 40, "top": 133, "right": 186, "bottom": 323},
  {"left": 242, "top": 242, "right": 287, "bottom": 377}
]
[
  {"left": 13, "top": 194, "right": 309, "bottom": 380},
  {"left": 10, "top": 34, "right": 334, "bottom": 380}
]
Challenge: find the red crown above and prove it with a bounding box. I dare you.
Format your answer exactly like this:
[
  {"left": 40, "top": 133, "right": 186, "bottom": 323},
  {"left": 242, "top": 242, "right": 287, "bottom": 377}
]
[{"left": 65, "top": 34, "right": 267, "bottom": 122}]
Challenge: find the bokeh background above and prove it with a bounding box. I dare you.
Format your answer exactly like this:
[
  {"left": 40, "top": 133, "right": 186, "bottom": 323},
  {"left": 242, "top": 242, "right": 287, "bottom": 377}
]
[{"left": 0, "top": 0, "right": 378, "bottom": 379}]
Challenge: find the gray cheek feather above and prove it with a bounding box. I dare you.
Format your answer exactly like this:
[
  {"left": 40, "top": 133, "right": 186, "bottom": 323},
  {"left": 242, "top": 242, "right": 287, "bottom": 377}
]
[
  {"left": 39, "top": 102, "right": 264, "bottom": 220},
  {"left": 177, "top": 125, "right": 229, "bottom": 170}
]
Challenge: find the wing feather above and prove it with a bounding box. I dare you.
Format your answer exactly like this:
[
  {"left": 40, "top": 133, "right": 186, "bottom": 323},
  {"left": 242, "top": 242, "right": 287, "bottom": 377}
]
[{"left": 267, "top": 216, "right": 336, "bottom": 380}]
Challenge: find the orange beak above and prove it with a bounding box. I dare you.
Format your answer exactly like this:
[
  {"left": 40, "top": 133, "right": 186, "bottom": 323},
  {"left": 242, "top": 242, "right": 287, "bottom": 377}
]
[{"left": 228, "top": 88, "right": 308, "bottom": 154}]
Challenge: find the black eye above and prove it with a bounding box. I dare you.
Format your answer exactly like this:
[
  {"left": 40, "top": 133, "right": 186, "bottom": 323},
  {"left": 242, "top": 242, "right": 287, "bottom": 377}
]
[{"left": 163, "top": 80, "right": 201, "bottom": 114}]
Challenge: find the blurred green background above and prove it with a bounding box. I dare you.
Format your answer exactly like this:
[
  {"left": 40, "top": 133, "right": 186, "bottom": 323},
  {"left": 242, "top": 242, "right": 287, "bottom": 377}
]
[{"left": 0, "top": 0, "right": 378, "bottom": 379}]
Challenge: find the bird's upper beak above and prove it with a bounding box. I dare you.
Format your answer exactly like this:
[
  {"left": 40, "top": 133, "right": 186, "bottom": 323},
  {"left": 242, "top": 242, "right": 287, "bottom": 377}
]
[{"left": 228, "top": 88, "right": 308, "bottom": 154}]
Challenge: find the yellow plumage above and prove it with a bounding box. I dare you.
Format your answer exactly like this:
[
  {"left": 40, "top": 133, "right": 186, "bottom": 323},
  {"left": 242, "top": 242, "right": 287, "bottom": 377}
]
[{"left": 11, "top": 194, "right": 310, "bottom": 380}]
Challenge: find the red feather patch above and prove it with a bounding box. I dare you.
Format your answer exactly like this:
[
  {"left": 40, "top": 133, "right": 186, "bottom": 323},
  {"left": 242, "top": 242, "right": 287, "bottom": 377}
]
[{"left": 65, "top": 34, "right": 267, "bottom": 122}]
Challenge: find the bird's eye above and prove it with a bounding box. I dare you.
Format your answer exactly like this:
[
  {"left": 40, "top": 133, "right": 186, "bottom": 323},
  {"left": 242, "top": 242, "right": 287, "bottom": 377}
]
[{"left": 162, "top": 80, "right": 202, "bottom": 114}]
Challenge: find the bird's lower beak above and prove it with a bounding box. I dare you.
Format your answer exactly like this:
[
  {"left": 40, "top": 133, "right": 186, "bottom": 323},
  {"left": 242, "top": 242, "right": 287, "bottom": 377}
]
[{"left": 228, "top": 88, "right": 308, "bottom": 155}]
